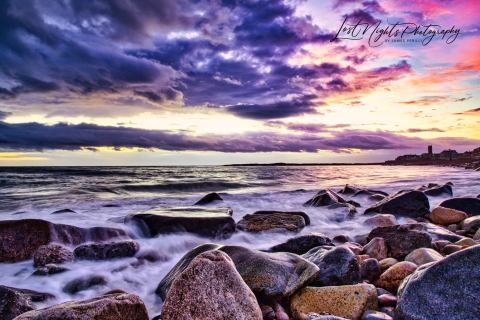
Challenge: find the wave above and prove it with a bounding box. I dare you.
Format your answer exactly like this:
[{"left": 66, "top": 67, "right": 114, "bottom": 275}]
[{"left": 119, "top": 181, "right": 253, "bottom": 193}]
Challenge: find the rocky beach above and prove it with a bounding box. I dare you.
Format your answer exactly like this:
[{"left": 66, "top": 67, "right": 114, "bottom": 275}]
[{"left": 1, "top": 165, "right": 479, "bottom": 320}]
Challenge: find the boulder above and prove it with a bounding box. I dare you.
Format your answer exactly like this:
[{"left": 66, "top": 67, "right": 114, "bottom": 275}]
[
  {"left": 378, "top": 258, "right": 397, "bottom": 271},
  {"left": 428, "top": 206, "right": 467, "bottom": 225},
  {"left": 290, "top": 284, "right": 378, "bottom": 320},
  {"left": 194, "top": 192, "right": 223, "bottom": 205},
  {"left": 62, "top": 275, "right": 107, "bottom": 294},
  {"left": 0, "top": 286, "right": 54, "bottom": 320},
  {"left": 74, "top": 240, "right": 139, "bottom": 260},
  {"left": 364, "top": 190, "right": 430, "bottom": 218},
  {"left": 375, "top": 261, "right": 417, "bottom": 292},
  {"left": 363, "top": 214, "right": 397, "bottom": 228},
  {"left": 303, "top": 246, "right": 361, "bottom": 286},
  {"left": 396, "top": 245, "right": 480, "bottom": 320},
  {"left": 161, "top": 250, "right": 262, "bottom": 320},
  {"left": 367, "top": 224, "right": 432, "bottom": 259},
  {"left": 51, "top": 209, "right": 76, "bottom": 214},
  {"left": 363, "top": 237, "right": 388, "bottom": 261},
  {"left": 237, "top": 212, "right": 306, "bottom": 233},
  {"left": 304, "top": 189, "right": 347, "bottom": 206},
  {"left": 420, "top": 222, "right": 464, "bottom": 242},
  {"left": 253, "top": 210, "right": 311, "bottom": 225},
  {"left": 474, "top": 228, "right": 480, "bottom": 240},
  {"left": 220, "top": 245, "right": 319, "bottom": 299},
  {"left": 0, "top": 219, "right": 127, "bottom": 262},
  {"left": 421, "top": 184, "right": 453, "bottom": 197},
  {"left": 439, "top": 197, "right": 480, "bottom": 216},
  {"left": 459, "top": 215, "right": 480, "bottom": 233},
  {"left": 404, "top": 248, "right": 443, "bottom": 266},
  {"left": 338, "top": 184, "right": 362, "bottom": 194},
  {"left": 13, "top": 292, "right": 148, "bottom": 320},
  {"left": 378, "top": 294, "right": 397, "bottom": 307},
  {"left": 156, "top": 243, "right": 221, "bottom": 300},
  {"left": 125, "top": 207, "right": 235, "bottom": 238},
  {"left": 32, "top": 264, "right": 69, "bottom": 276},
  {"left": 442, "top": 244, "right": 463, "bottom": 255},
  {"left": 454, "top": 238, "right": 477, "bottom": 247},
  {"left": 269, "top": 233, "right": 333, "bottom": 254},
  {"left": 33, "top": 244, "right": 74, "bottom": 267},
  {"left": 360, "top": 258, "right": 382, "bottom": 282}
]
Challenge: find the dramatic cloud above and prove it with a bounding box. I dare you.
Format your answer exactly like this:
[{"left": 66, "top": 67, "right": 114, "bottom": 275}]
[
  {"left": 3, "top": 121, "right": 474, "bottom": 153},
  {"left": 399, "top": 96, "right": 450, "bottom": 106},
  {"left": 406, "top": 128, "right": 445, "bottom": 133},
  {"left": 457, "top": 108, "right": 480, "bottom": 116}
]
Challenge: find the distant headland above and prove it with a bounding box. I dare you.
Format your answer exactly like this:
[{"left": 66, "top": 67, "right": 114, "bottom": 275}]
[{"left": 384, "top": 146, "right": 480, "bottom": 170}]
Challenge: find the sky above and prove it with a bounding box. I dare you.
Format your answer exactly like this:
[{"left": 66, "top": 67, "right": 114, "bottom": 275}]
[{"left": 0, "top": 0, "right": 479, "bottom": 165}]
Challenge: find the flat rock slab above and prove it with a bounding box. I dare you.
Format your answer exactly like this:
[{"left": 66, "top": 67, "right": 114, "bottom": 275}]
[
  {"left": 74, "top": 240, "right": 140, "bottom": 260},
  {"left": 237, "top": 213, "right": 306, "bottom": 233},
  {"left": 290, "top": 284, "right": 378, "bottom": 320},
  {"left": 161, "top": 250, "right": 262, "bottom": 320},
  {"left": 396, "top": 245, "right": 480, "bottom": 320},
  {"left": 0, "top": 219, "right": 127, "bottom": 262},
  {"left": 269, "top": 233, "right": 333, "bottom": 254},
  {"left": 13, "top": 292, "right": 149, "bottom": 320},
  {"left": 126, "top": 207, "right": 235, "bottom": 238}
]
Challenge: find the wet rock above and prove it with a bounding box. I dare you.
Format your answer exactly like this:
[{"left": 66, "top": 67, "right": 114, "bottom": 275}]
[
  {"left": 0, "top": 219, "right": 127, "bottom": 262},
  {"left": 0, "top": 285, "right": 54, "bottom": 320},
  {"left": 459, "top": 215, "right": 480, "bottom": 233},
  {"left": 474, "top": 228, "right": 480, "bottom": 240},
  {"left": 375, "top": 261, "right": 417, "bottom": 292},
  {"left": 378, "top": 294, "right": 397, "bottom": 307},
  {"left": 353, "top": 189, "right": 389, "bottom": 197},
  {"left": 74, "top": 240, "right": 139, "bottom": 260},
  {"left": 421, "top": 184, "right": 453, "bottom": 197},
  {"left": 378, "top": 258, "right": 398, "bottom": 271},
  {"left": 338, "top": 184, "right": 362, "bottom": 194},
  {"left": 307, "top": 314, "right": 348, "bottom": 320},
  {"left": 126, "top": 207, "right": 235, "bottom": 238},
  {"left": 269, "top": 233, "right": 333, "bottom": 254},
  {"left": 362, "top": 310, "right": 393, "bottom": 320},
  {"left": 63, "top": 275, "right": 107, "bottom": 294},
  {"left": 360, "top": 258, "right": 382, "bottom": 282},
  {"left": 367, "top": 224, "right": 432, "bottom": 259},
  {"left": 237, "top": 212, "right": 306, "bottom": 233},
  {"left": 304, "top": 189, "right": 347, "bottom": 206},
  {"left": 221, "top": 245, "right": 319, "bottom": 299},
  {"left": 32, "top": 264, "right": 69, "bottom": 276},
  {"left": 51, "top": 208, "right": 76, "bottom": 214},
  {"left": 33, "top": 244, "right": 74, "bottom": 267},
  {"left": 272, "top": 302, "right": 289, "bottom": 320},
  {"left": 396, "top": 245, "right": 480, "bottom": 320},
  {"left": 432, "top": 240, "right": 451, "bottom": 252},
  {"left": 194, "top": 192, "right": 223, "bottom": 205},
  {"left": 161, "top": 250, "right": 262, "bottom": 320},
  {"left": 253, "top": 210, "right": 311, "bottom": 225},
  {"left": 333, "top": 234, "right": 351, "bottom": 243},
  {"left": 290, "top": 284, "right": 378, "bottom": 320},
  {"left": 364, "top": 190, "right": 429, "bottom": 218},
  {"left": 356, "top": 254, "right": 371, "bottom": 265},
  {"left": 428, "top": 206, "right": 467, "bottom": 225},
  {"left": 261, "top": 304, "right": 275, "bottom": 320},
  {"left": 404, "top": 248, "right": 443, "bottom": 266},
  {"left": 369, "top": 194, "right": 386, "bottom": 201},
  {"left": 156, "top": 243, "right": 221, "bottom": 300},
  {"left": 303, "top": 246, "right": 361, "bottom": 286},
  {"left": 439, "top": 197, "right": 480, "bottom": 216},
  {"left": 343, "top": 242, "right": 363, "bottom": 255},
  {"left": 455, "top": 238, "right": 476, "bottom": 247},
  {"left": 363, "top": 214, "right": 397, "bottom": 228},
  {"left": 14, "top": 291, "right": 148, "bottom": 320},
  {"left": 421, "top": 222, "right": 464, "bottom": 242},
  {"left": 363, "top": 237, "right": 388, "bottom": 261},
  {"left": 441, "top": 244, "right": 463, "bottom": 255}
]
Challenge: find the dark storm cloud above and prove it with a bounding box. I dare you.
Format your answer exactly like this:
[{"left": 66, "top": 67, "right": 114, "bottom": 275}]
[
  {"left": 0, "top": 111, "right": 11, "bottom": 120},
  {"left": 1, "top": 121, "right": 461, "bottom": 153},
  {"left": 227, "top": 96, "right": 318, "bottom": 119}
]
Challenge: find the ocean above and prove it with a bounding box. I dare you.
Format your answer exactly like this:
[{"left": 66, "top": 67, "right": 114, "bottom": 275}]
[{"left": 0, "top": 165, "right": 479, "bottom": 316}]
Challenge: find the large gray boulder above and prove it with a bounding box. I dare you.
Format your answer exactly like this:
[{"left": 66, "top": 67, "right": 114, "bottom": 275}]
[
  {"left": 269, "top": 233, "right": 333, "bottom": 255},
  {"left": 161, "top": 250, "right": 262, "bottom": 320},
  {"left": 303, "top": 246, "right": 361, "bottom": 286},
  {"left": 364, "top": 190, "right": 429, "bottom": 218},
  {"left": 13, "top": 291, "right": 149, "bottom": 320},
  {"left": 396, "top": 245, "right": 480, "bottom": 320},
  {"left": 125, "top": 207, "right": 235, "bottom": 238},
  {"left": 74, "top": 240, "right": 139, "bottom": 260},
  {"left": 156, "top": 243, "right": 221, "bottom": 300}
]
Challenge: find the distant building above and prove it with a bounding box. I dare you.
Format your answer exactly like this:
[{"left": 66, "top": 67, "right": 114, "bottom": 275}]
[
  {"left": 437, "top": 149, "right": 459, "bottom": 161},
  {"left": 428, "top": 145, "right": 433, "bottom": 156}
]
